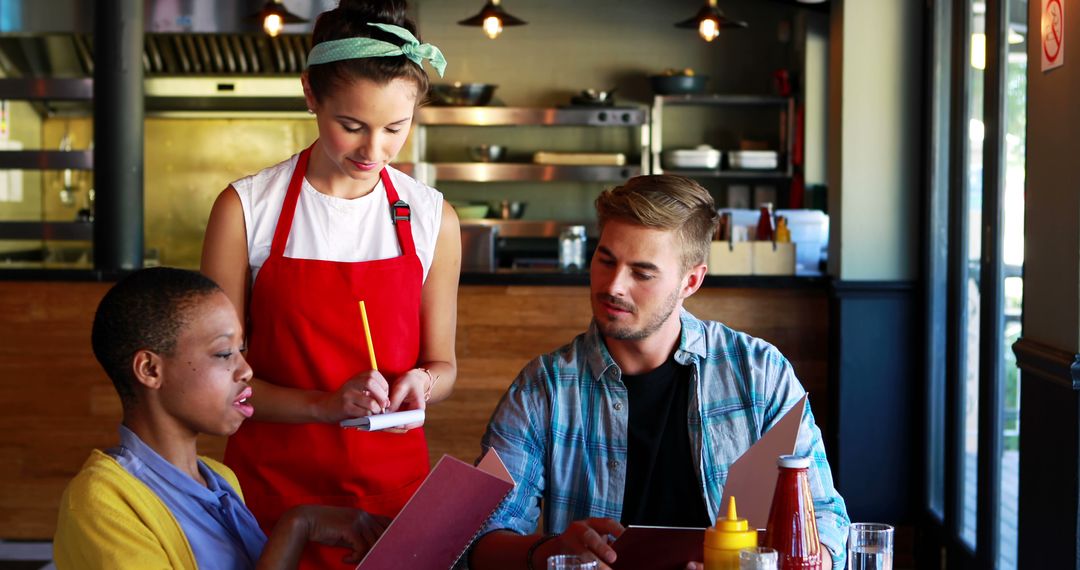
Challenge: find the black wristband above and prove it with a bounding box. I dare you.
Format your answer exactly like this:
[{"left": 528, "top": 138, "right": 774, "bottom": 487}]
[{"left": 525, "top": 534, "right": 558, "bottom": 570}]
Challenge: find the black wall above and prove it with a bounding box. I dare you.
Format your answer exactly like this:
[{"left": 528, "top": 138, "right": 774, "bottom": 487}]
[
  {"left": 1013, "top": 339, "right": 1080, "bottom": 569},
  {"left": 830, "top": 281, "right": 918, "bottom": 523}
]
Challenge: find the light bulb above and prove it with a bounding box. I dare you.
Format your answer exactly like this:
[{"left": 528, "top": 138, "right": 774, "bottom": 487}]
[
  {"left": 483, "top": 15, "right": 503, "bottom": 39},
  {"left": 699, "top": 18, "right": 719, "bottom": 42},
  {"left": 264, "top": 13, "right": 284, "bottom": 37}
]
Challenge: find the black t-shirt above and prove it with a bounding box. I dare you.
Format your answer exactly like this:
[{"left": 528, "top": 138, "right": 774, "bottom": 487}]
[{"left": 619, "top": 356, "right": 712, "bottom": 527}]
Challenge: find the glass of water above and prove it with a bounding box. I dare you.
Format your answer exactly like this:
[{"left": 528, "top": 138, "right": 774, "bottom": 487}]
[
  {"left": 739, "top": 546, "right": 778, "bottom": 570},
  {"left": 547, "top": 554, "right": 599, "bottom": 570},
  {"left": 847, "top": 523, "right": 894, "bottom": 570}
]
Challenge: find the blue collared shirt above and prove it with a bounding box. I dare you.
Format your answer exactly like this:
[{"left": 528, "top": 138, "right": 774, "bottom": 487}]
[
  {"left": 110, "top": 425, "right": 267, "bottom": 570},
  {"left": 478, "top": 309, "right": 850, "bottom": 569}
]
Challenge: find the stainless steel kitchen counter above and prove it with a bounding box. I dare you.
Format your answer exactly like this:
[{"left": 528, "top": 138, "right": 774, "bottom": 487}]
[{"left": 459, "top": 219, "right": 598, "bottom": 238}]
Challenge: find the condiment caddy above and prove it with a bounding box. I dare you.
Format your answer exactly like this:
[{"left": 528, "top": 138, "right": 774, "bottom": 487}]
[{"left": 708, "top": 204, "right": 796, "bottom": 276}]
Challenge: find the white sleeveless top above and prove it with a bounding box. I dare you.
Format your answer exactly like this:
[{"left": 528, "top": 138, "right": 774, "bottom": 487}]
[{"left": 231, "top": 154, "right": 444, "bottom": 284}]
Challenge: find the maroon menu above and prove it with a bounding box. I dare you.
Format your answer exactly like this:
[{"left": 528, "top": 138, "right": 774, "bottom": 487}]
[
  {"left": 611, "top": 526, "right": 706, "bottom": 570},
  {"left": 356, "top": 449, "right": 514, "bottom": 570}
]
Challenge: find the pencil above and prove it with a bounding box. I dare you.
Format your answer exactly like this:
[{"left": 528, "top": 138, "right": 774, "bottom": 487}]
[{"left": 359, "top": 300, "right": 378, "bottom": 371}]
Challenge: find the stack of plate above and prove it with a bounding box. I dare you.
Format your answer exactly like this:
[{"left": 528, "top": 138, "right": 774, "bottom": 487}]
[
  {"left": 727, "top": 150, "right": 779, "bottom": 170},
  {"left": 663, "top": 145, "right": 721, "bottom": 170}
]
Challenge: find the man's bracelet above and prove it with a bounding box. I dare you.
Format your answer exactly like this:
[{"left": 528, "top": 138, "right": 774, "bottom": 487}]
[{"left": 525, "top": 534, "right": 558, "bottom": 570}]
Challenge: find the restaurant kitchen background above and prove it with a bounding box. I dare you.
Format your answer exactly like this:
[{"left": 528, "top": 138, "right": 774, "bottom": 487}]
[{"left": 0, "top": 0, "right": 828, "bottom": 270}]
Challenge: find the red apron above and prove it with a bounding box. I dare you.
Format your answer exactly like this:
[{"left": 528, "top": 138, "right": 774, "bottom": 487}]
[{"left": 225, "top": 145, "right": 429, "bottom": 568}]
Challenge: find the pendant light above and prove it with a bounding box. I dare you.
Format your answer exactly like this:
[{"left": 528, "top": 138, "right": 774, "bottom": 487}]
[
  {"left": 674, "top": 0, "right": 747, "bottom": 42},
  {"left": 458, "top": 0, "right": 526, "bottom": 40},
  {"left": 253, "top": 0, "right": 307, "bottom": 37}
]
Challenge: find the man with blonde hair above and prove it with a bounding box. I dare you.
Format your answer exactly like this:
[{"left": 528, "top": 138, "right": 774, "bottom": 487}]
[{"left": 470, "top": 175, "right": 849, "bottom": 570}]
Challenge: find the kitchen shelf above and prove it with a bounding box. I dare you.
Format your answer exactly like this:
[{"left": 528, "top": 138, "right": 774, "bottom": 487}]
[
  {"left": 0, "top": 75, "right": 99, "bottom": 271},
  {"left": 424, "top": 162, "right": 640, "bottom": 183},
  {"left": 660, "top": 168, "right": 791, "bottom": 180},
  {"left": 0, "top": 221, "right": 93, "bottom": 240},
  {"left": 0, "top": 150, "right": 93, "bottom": 170},
  {"left": 409, "top": 106, "right": 650, "bottom": 186},
  {"left": 417, "top": 106, "right": 647, "bottom": 127},
  {"left": 654, "top": 94, "right": 791, "bottom": 107},
  {"left": 0, "top": 79, "right": 95, "bottom": 171},
  {"left": 650, "top": 94, "right": 795, "bottom": 182},
  {"left": 0, "top": 78, "right": 94, "bottom": 100}
]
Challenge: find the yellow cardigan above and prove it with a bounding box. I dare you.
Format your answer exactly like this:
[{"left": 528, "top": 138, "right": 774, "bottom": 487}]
[{"left": 53, "top": 449, "right": 246, "bottom": 570}]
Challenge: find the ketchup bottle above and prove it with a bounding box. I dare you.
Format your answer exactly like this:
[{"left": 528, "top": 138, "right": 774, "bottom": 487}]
[
  {"left": 763, "top": 455, "right": 822, "bottom": 569},
  {"left": 755, "top": 203, "right": 775, "bottom": 241}
]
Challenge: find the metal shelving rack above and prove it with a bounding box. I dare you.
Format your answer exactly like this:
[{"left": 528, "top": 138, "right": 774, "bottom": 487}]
[
  {"left": 407, "top": 106, "right": 650, "bottom": 184},
  {"left": 649, "top": 94, "right": 795, "bottom": 179},
  {"left": 0, "top": 78, "right": 95, "bottom": 171},
  {"left": 0, "top": 78, "right": 95, "bottom": 243}
]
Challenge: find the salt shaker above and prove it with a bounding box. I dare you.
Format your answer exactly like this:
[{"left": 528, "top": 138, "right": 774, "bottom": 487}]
[{"left": 558, "top": 225, "right": 587, "bottom": 272}]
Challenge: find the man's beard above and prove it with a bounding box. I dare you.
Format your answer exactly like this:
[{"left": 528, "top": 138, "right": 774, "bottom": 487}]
[{"left": 596, "top": 287, "right": 680, "bottom": 341}]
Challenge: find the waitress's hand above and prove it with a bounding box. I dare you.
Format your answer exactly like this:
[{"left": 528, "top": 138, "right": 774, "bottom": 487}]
[
  {"left": 317, "top": 370, "right": 390, "bottom": 423},
  {"left": 384, "top": 368, "right": 429, "bottom": 431}
]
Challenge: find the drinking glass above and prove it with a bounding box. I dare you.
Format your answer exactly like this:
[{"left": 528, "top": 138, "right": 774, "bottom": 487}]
[
  {"left": 740, "top": 546, "right": 779, "bottom": 570},
  {"left": 546, "top": 554, "right": 599, "bottom": 570},
  {"left": 847, "top": 523, "right": 894, "bottom": 570}
]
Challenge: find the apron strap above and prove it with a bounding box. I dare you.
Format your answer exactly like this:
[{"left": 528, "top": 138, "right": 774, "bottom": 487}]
[
  {"left": 268, "top": 147, "right": 417, "bottom": 260},
  {"left": 268, "top": 145, "right": 313, "bottom": 259},
  {"left": 380, "top": 168, "right": 417, "bottom": 258}
]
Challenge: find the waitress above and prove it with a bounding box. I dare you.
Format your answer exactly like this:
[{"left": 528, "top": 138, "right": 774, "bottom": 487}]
[{"left": 200, "top": 0, "right": 459, "bottom": 567}]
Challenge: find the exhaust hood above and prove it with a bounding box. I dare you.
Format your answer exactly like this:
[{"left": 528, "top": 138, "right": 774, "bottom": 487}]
[{"left": 0, "top": 0, "right": 339, "bottom": 111}]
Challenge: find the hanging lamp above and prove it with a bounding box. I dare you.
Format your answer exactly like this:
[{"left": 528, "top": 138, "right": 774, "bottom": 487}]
[
  {"left": 458, "top": 0, "right": 526, "bottom": 40},
  {"left": 674, "top": 0, "right": 747, "bottom": 42},
  {"left": 253, "top": 0, "right": 307, "bottom": 37}
]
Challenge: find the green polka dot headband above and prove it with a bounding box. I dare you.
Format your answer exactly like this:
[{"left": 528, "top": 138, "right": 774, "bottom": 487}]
[{"left": 307, "top": 22, "right": 447, "bottom": 77}]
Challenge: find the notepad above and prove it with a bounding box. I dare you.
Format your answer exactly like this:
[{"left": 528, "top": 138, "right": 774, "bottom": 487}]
[{"left": 340, "top": 409, "right": 425, "bottom": 431}]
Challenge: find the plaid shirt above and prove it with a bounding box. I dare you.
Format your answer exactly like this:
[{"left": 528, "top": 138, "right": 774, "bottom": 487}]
[{"left": 478, "top": 309, "right": 850, "bottom": 569}]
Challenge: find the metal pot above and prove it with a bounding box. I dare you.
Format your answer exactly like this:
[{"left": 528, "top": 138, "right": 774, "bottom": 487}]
[
  {"left": 649, "top": 74, "right": 709, "bottom": 95},
  {"left": 570, "top": 88, "right": 617, "bottom": 107},
  {"left": 468, "top": 144, "right": 507, "bottom": 162},
  {"left": 429, "top": 82, "right": 497, "bottom": 106}
]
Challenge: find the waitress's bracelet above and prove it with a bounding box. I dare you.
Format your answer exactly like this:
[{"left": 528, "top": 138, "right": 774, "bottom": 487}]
[
  {"left": 419, "top": 367, "right": 440, "bottom": 401},
  {"left": 526, "top": 534, "right": 558, "bottom": 570}
]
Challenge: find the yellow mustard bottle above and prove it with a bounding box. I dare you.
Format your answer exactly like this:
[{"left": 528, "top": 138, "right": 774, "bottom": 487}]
[
  {"left": 704, "top": 496, "right": 759, "bottom": 570},
  {"left": 775, "top": 216, "right": 792, "bottom": 243}
]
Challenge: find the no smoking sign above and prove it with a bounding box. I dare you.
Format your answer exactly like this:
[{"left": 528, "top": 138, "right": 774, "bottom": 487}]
[{"left": 1042, "top": 0, "right": 1065, "bottom": 72}]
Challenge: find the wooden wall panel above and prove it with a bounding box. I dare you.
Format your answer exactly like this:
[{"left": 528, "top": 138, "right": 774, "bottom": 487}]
[
  {"left": 0, "top": 282, "right": 113, "bottom": 539},
  {"left": 0, "top": 281, "right": 827, "bottom": 539},
  {"left": 685, "top": 288, "right": 832, "bottom": 425}
]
